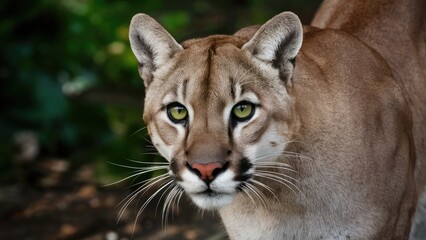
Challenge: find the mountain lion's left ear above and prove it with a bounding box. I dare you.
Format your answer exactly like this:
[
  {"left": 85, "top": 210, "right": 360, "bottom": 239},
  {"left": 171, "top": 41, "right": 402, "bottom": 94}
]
[{"left": 242, "top": 12, "right": 303, "bottom": 84}]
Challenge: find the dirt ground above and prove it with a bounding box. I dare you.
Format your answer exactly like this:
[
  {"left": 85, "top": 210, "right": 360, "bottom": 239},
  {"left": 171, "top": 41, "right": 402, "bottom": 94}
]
[{"left": 0, "top": 163, "right": 227, "bottom": 240}]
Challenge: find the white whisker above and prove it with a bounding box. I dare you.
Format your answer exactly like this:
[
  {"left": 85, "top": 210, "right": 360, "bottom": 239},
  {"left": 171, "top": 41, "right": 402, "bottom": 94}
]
[
  {"left": 130, "top": 126, "right": 147, "bottom": 136},
  {"left": 128, "top": 172, "right": 169, "bottom": 188},
  {"left": 255, "top": 165, "right": 299, "bottom": 175},
  {"left": 103, "top": 166, "right": 168, "bottom": 187},
  {"left": 132, "top": 180, "right": 175, "bottom": 235},
  {"left": 172, "top": 188, "right": 184, "bottom": 218},
  {"left": 155, "top": 184, "right": 176, "bottom": 219},
  {"left": 117, "top": 174, "right": 170, "bottom": 222},
  {"left": 240, "top": 185, "right": 258, "bottom": 208},
  {"left": 245, "top": 182, "right": 268, "bottom": 208},
  {"left": 143, "top": 137, "right": 154, "bottom": 145},
  {"left": 251, "top": 179, "right": 280, "bottom": 202},
  {"left": 107, "top": 161, "right": 168, "bottom": 170},
  {"left": 162, "top": 186, "right": 180, "bottom": 228},
  {"left": 176, "top": 190, "right": 185, "bottom": 215},
  {"left": 138, "top": 152, "right": 163, "bottom": 156},
  {"left": 256, "top": 170, "right": 300, "bottom": 184},
  {"left": 253, "top": 152, "right": 311, "bottom": 162},
  {"left": 117, "top": 174, "right": 169, "bottom": 208},
  {"left": 281, "top": 150, "right": 314, "bottom": 161},
  {"left": 254, "top": 172, "right": 307, "bottom": 203},
  {"left": 255, "top": 162, "right": 293, "bottom": 166},
  {"left": 124, "top": 159, "right": 168, "bottom": 165}
]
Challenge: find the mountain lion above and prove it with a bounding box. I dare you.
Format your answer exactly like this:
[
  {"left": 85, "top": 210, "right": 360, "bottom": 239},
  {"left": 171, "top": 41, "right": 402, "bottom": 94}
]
[{"left": 128, "top": 0, "right": 425, "bottom": 239}]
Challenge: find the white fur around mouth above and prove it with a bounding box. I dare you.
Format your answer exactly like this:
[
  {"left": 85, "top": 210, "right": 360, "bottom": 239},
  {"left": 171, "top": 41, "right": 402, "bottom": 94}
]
[
  {"left": 189, "top": 192, "right": 235, "bottom": 209},
  {"left": 178, "top": 168, "right": 241, "bottom": 209}
]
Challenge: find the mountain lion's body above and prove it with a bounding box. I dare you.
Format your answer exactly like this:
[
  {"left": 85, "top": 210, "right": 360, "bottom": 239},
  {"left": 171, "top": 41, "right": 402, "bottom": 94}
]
[
  {"left": 312, "top": 0, "right": 426, "bottom": 197},
  {"left": 128, "top": 0, "right": 425, "bottom": 239}
]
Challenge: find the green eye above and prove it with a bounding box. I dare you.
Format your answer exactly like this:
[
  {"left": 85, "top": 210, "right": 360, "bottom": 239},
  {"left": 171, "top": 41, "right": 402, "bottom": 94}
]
[
  {"left": 167, "top": 103, "right": 188, "bottom": 122},
  {"left": 232, "top": 101, "right": 255, "bottom": 121}
]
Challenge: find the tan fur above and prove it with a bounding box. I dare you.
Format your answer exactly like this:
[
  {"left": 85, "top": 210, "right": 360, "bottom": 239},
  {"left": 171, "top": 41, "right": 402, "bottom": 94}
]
[
  {"left": 312, "top": 1, "right": 426, "bottom": 238},
  {"left": 128, "top": 4, "right": 424, "bottom": 239},
  {"left": 312, "top": 0, "right": 426, "bottom": 192}
]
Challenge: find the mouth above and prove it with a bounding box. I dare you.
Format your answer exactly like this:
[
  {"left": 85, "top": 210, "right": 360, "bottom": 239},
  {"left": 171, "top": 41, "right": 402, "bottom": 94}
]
[
  {"left": 197, "top": 188, "right": 217, "bottom": 195},
  {"left": 192, "top": 187, "right": 232, "bottom": 197},
  {"left": 189, "top": 191, "right": 235, "bottom": 209}
]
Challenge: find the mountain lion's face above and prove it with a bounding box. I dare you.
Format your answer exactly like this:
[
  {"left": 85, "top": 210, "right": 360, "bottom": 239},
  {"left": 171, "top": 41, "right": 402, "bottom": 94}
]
[{"left": 129, "top": 13, "right": 302, "bottom": 209}]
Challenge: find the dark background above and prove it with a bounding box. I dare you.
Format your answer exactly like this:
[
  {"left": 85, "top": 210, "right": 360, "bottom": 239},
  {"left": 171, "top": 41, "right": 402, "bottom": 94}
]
[{"left": 0, "top": 0, "right": 322, "bottom": 239}]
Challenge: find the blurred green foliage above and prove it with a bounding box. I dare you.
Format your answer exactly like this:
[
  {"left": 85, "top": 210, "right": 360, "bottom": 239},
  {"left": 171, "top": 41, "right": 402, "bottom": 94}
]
[{"left": 0, "top": 0, "right": 321, "bottom": 184}]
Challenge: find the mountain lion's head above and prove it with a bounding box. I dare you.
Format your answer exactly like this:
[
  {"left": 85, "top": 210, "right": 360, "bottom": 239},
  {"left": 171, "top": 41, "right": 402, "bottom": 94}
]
[{"left": 129, "top": 12, "right": 303, "bottom": 209}]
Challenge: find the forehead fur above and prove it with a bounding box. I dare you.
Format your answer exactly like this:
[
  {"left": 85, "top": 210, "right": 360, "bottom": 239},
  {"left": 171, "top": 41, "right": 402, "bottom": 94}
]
[
  {"left": 144, "top": 35, "right": 249, "bottom": 120},
  {"left": 143, "top": 34, "right": 289, "bottom": 125},
  {"left": 181, "top": 35, "right": 249, "bottom": 50}
]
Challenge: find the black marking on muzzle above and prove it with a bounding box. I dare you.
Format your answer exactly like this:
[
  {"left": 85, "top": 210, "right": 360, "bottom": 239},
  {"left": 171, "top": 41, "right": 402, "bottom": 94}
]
[
  {"left": 238, "top": 157, "right": 253, "bottom": 174},
  {"left": 234, "top": 174, "right": 252, "bottom": 182}
]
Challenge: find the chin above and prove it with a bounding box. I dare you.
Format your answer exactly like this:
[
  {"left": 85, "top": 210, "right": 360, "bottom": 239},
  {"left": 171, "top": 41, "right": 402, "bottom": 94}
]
[{"left": 189, "top": 192, "right": 235, "bottom": 210}]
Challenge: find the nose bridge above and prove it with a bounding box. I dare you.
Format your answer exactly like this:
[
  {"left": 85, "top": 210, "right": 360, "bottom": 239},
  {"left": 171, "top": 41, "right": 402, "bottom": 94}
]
[
  {"left": 186, "top": 73, "right": 229, "bottom": 164},
  {"left": 186, "top": 130, "right": 228, "bottom": 165}
]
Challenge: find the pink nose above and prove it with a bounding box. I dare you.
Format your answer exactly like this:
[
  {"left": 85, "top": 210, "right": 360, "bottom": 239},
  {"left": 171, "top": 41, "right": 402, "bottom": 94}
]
[{"left": 191, "top": 163, "right": 223, "bottom": 181}]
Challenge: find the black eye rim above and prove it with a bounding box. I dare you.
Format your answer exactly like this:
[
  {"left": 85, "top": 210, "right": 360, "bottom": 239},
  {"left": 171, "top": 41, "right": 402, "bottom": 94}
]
[
  {"left": 166, "top": 102, "right": 188, "bottom": 123},
  {"left": 231, "top": 101, "right": 256, "bottom": 122}
]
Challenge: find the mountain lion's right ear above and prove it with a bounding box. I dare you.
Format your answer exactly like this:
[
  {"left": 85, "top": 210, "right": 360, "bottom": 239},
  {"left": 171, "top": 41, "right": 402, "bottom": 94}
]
[
  {"left": 129, "top": 14, "right": 183, "bottom": 87},
  {"left": 242, "top": 12, "right": 303, "bottom": 85}
]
